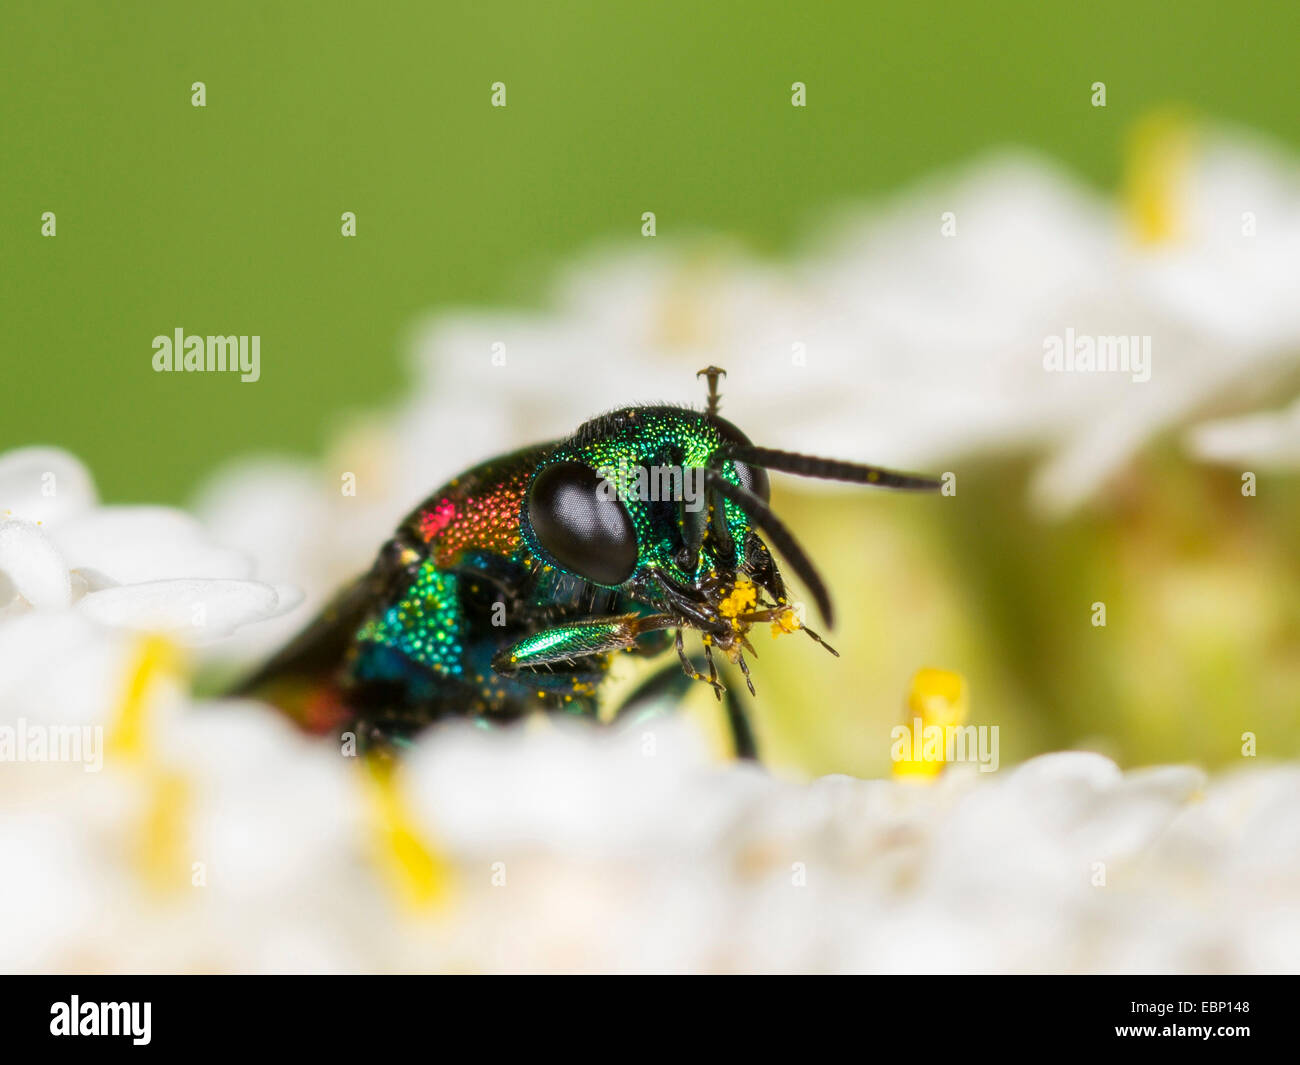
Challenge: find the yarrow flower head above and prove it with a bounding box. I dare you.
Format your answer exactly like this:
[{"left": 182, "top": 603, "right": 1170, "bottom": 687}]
[{"left": 2, "top": 443, "right": 1298, "bottom": 973}]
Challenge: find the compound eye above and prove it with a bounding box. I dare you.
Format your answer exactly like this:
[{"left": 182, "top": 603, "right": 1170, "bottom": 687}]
[
  {"left": 711, "top": 416, "right": 770, "bottom": 503},
  {"left": 527, "top": 462, "right": 638, "bottom": 585}
]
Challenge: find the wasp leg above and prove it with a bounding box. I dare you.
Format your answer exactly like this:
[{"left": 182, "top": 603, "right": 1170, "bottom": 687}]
[
  {"left": 490, "top": 613, "right": 679, "bottom": 676},
  {"left": 702, "top": 639, "right": 720, "bottom": 689},
  {"left": 675, "top": 629, "right": 725, "bottom": 699},
  {"left": 614, "top": 648, "right": 760, "bottom": 761},
  {"left": 733, "top": 649, "right": 757, "bottom": 697},
  {"left": 733, "top": 607, "right": 840, "bottom": 657}
]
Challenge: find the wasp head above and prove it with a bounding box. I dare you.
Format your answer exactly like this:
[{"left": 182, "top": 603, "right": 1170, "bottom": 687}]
[{"left": 519, "top": 369, "right": 941, "bottom": 678}]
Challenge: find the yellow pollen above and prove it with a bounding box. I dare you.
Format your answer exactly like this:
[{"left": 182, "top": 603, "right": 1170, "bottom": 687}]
[
  {"left": 717, "top": 576, "right": 757, "bottom": 619},
  {"left": 770, "top": 607, "right": 802, "bottom": 638}
]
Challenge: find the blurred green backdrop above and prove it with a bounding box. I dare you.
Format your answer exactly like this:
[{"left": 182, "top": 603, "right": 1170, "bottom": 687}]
[{"left": 4, "top": 1, "right": 1299, "bottom": 501}]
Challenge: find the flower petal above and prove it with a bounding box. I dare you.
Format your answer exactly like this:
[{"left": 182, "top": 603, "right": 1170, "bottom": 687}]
[
  {"left": 0, "top": 612, "right": 135, "bottom": 726},
  {"left": 0, "top": 447, "right": 97, "bottom": 527},
  {"left": 77, "top": 578, "right": 281, "bottom": 641},
  {"left": 0, "top": 519, "right": 72, "bottom": 609},
  {"left": 48, "top": 506, "right": 253, "bottom": 585}
]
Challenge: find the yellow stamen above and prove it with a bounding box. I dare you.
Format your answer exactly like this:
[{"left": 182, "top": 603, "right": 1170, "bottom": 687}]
[
  {"left": 361, "top": 755, "right": 453, "bottom": 913},
  {"left": 109, "top": 634, "right": 192, "bottom": 894},
  {"left": 893, "top": 667, "right": 969, "bottom": 781},
  {"left": 1124, "top": 110, "right": 1193, "bottom": 246},
  {"left": 136, "top": 770, "right": 191, "bottom": 895},
  {"left": 108, "top": 633, "right": 181, "bottom": 762}
]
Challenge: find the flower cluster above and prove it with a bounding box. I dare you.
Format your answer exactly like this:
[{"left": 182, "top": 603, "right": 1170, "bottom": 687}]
[{"left": 1, "top": 446, "right": 1296, "bottom": 972}]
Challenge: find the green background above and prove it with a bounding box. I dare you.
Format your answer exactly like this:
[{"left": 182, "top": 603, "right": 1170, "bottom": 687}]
[{"left": 4, "top": 1, "right": 1299, "bottom": 502}]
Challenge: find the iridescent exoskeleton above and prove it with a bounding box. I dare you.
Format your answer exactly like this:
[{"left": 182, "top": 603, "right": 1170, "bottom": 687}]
[{"left": 236, "top": 369, "right": 940, "bottom": 754}]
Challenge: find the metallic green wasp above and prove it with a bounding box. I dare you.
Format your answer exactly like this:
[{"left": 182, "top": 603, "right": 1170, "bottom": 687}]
[{"left": 236, "top": 369, "right": 940, "bottom": 755}]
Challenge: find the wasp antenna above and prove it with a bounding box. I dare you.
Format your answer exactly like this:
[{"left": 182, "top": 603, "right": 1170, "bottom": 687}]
[
  {"left": 800, "top": 624, "right": 840, "bottom": 657},
  {"left": 704, "top": 468, "right": 834, "bottom": 626},
  {"left": 724, "top": 443, "right": 941, "bottom": 491},
  {"left": 696, "top": 366, "right": 726, "bottom": 416}
]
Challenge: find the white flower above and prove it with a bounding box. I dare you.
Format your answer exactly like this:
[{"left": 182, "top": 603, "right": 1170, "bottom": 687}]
[
  {"left": 3, "top": 540, "right": 1297, "bottom": 973},
  {"left": 0, "top": 519, "right": 71, "bottom": 610},
  {"left": 399, "top": 721, "right": 1295, "bottom": 973},
  {"left": 803, "top": 152, "right": 1121, "bottom": 469},
  {"left": 1035, "top": 122, "right": 1300, "bottom": 512},
  {"left": 1187, "top": 396, "right": 1300, "bottom": 469},
  {"left": 1136, "top": 123, "right": 1300, "bottom": 351},
  {"left": 404, "top": 156, "right": 1121, "bottom": 472},
  {"left": 0, "top": 446, "right": 299, "bottom": 648}
]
